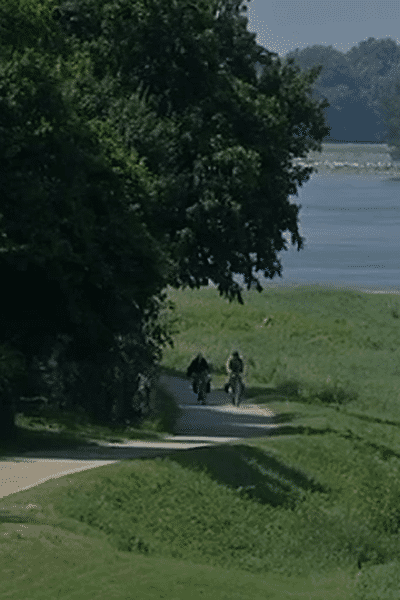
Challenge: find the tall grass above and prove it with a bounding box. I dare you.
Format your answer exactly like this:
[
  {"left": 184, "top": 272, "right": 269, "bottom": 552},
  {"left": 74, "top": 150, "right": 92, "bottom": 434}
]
[
  {"left": 162, "top": 285, "right": 400, "bottom": 421},
  {"left": 156, "top": 284, "right": 400, "bottom": 596},
  {"left": 5, "top": 429, "right": 397, "bottom": 597}
]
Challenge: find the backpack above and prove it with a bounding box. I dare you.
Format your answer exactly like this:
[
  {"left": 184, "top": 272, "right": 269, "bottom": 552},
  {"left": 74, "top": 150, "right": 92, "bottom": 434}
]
[{"left": 230, "top": 357, "right": 243, "bottom": 373}]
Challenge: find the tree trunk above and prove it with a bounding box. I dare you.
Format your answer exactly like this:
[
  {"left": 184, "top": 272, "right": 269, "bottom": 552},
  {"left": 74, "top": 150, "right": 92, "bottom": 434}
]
[{"left": 0, "top": 391, "right": 17, "bottom": 442}]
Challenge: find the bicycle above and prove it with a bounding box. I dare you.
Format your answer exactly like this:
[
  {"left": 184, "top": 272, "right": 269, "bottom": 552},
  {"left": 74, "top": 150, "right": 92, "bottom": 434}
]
[
  {"left": 195, "top": 370, "right": 210, "bottom": 405},
  {"left": 230, "top": 374, "right": 244, "bottom": 407}
]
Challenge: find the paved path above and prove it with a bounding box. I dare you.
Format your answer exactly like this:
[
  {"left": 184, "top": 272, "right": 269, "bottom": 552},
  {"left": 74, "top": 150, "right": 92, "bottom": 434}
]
[{"left": 0, "top": 376, "right": 278, "bottom": 499}]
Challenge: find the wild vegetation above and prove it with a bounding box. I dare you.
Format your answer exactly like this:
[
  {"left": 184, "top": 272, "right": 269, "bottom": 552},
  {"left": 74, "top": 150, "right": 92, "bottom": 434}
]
[
  {"left": 0, "top": 380, "right": 180, "bottom": 456},
  {"left": 163, "top": 285, "right": 400, "bottom": 423},
  {"left": 2, "top": 285, "right": 400, "bottom": 598}
]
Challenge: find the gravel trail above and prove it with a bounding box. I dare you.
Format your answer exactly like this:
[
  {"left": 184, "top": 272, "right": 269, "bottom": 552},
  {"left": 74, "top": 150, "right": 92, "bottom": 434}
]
[{"left": 0, "top": 375, "right": 278, "bottom": 499}]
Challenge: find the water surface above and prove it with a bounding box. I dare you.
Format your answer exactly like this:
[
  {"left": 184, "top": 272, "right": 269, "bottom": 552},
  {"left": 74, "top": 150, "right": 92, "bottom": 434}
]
[{"left": 262, "top": 171, "right": 400, "bottom": 294}]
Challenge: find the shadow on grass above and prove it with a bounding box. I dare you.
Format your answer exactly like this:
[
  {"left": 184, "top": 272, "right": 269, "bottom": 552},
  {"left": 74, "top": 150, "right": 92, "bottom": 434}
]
[
  {"left": 0, "top": 510, "right": 45, "bottom": 525},
  {"left": 337, "top": 408, "right": 400, "bottom": 429},
  {"left": 0, "top": 411, "right": 162, "bottom": 457},
  {"left": 0, "top": 426, "right": 98, "bottom": 457},
  {"left": 269, "top": 424, "right": 334, "bottom": 437},
  {"left": 167, "top": 443, "right": 329, "bottom": 509}
]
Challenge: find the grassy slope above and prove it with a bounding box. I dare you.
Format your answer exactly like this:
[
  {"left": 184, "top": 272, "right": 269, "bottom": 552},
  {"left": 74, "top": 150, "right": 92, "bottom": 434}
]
[
  {"left": 1, "top": 285, "right": 400, "bottom": 598},
  {"left": 0, "top": 462, "right": 358, "bottom": 600}
]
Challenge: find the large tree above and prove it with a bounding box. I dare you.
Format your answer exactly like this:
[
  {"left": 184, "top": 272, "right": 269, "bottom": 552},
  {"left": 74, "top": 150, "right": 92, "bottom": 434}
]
[
  {"left": 377, "top": 71, "right": 400, "bottom": 147},
  {"left": 0, "top": 6, "right": 170, "bottom": 432},
  {"left": 53, "top": 0, "right": 331, "bottom": 302}
]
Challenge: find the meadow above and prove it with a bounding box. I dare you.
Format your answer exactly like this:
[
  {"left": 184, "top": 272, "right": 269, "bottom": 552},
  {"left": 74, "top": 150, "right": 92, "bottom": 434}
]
[{"left": 1, "top": 284, "right": 400, "bottom": 599}]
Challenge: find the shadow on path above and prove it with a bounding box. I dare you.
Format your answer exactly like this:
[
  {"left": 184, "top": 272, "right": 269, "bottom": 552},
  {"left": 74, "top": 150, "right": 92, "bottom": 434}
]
[
  {"left": 160, "top": 374, "right": 280, "bottom": 439},
  {"left": 0, "top": 375, "right": 286, "bottom": 499}
]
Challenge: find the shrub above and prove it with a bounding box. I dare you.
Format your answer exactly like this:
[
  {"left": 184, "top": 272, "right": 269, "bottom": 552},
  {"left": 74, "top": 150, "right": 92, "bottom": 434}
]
[{"left": 141, "top": 378, "right": 181, "bottom": 433}]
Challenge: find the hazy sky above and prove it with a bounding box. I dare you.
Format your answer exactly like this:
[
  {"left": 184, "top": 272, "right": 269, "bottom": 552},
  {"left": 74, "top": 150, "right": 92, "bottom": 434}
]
[{"left": 246, "top": 0, "right": 400, "bottom": 58}]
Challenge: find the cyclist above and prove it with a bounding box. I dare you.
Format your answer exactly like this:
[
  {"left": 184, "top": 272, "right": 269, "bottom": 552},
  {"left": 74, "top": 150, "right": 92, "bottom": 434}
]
[
  {"left": 187, "top": 353, "right": 211, "bottom": 394},
  {"left": 224, "top": 351, "right": 244, "bottom": 394}
]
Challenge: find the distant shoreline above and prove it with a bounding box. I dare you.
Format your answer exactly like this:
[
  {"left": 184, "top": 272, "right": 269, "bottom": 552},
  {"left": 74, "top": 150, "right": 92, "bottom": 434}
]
[
  {"left": 292, "top": 142, "right": 400, "bottom": 174},
  {"left": 213, "top": 278, "right": 400, "bottom": 296}
]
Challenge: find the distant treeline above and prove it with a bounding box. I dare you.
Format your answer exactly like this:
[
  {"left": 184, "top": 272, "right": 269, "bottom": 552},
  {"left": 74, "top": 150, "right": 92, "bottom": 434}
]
[{"left": 258, "top": 37, "right": 400, "bottom": 144}]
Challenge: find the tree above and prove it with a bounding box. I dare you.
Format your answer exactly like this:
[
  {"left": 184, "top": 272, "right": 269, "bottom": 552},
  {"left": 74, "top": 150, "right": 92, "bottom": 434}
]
[
  {"left": 0, "top": 14, "right": 170, "bottom": 427},
  {"left": 54, "top": 0, "right": 331, "bottom": 302},
  {"left": 281, "top": 38, "right": 400, "bottom": 143},
  {"left": 0, "top": 344, "right": 25, "bottom": 441},
  {"left": 378, "top": 73, "right": 400, "bottom": 147},
  {"left": 0, "top": 46, "right": 168, "bottom": 345}
]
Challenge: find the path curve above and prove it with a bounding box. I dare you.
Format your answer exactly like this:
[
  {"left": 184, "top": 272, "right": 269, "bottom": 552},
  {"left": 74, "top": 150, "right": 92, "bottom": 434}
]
[{"left": 0, "top": 375, "right": 278, "bottom": 499}]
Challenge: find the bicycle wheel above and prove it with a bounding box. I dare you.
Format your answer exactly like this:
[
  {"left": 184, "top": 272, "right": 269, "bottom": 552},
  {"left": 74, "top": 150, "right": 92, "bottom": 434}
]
[
  {"left": 197, "top": 374, "right": 207, "bottom": 405},
  {"left": 232, "top": 378, "right": 243, "bottom": 406}
]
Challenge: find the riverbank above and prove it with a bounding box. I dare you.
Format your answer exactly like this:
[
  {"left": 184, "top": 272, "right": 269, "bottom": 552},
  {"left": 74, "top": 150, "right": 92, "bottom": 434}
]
[{"left": 293, "top": 142, "right": 400, "bottom": 175}]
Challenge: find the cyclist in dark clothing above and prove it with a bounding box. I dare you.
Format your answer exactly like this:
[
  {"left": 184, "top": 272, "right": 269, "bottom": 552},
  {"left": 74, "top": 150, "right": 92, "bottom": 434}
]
[{"left": 187, "top": 353, "right": 211, "bottom": 394}]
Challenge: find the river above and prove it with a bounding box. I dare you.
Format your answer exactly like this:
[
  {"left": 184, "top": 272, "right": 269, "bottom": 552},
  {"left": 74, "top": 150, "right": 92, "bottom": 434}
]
[
  {"left": 231, "top": 144, "right": 400, "bottom": 295},
  {"left": 271, "top": 169, "right": 400, "bottom": 293}
]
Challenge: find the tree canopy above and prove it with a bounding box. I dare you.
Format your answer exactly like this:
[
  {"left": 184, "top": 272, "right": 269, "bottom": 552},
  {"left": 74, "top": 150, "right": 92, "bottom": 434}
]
[
  {"left": 377, "top": 71, "right": 400, "bottom": 147},
  {"left": 0, "top": 43, "right": 168, "bottom": 361},
  {"left": 51, "top": 0, "right": 330, "bottom": 302}
]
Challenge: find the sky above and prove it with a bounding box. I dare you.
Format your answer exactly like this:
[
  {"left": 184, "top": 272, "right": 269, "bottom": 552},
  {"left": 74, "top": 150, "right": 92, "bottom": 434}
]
[{"left": 246, "top": 0, "right": 400, "bottom": 58}]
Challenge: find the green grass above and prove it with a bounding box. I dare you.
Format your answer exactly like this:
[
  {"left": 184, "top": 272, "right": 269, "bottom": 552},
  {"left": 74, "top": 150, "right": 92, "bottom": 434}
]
[
  {"left": 1, "top": 285, "right": 400, "bottom": 598},
  {"left": 1, "top": 425, "right": 396, "bottom": 598},
  {"left": 162, "top": 284, "right": 400, "bottom": 421},
  {"left": 0, "top": 454, "right": 359, "bottom": 599}
]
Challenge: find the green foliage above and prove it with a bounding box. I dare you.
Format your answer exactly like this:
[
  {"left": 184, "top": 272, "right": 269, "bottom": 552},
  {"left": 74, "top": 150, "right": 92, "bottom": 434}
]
[
  {"left": 141, "top": 382, "right": 182, "bottom": 433},
  {"left": 0, "top": 344, "right": 25, "bottom": 393},
  {"left": 0, "top": 41, "right": 168, "bottom": 356},
  {"left": 0, "top": 2, "right": 173, "bottom": 426},
  {"left": 378, "top": 75, "right": 400, "bottom": 147},
  {"left": 0, "top": 0, "right": 62, "bottom": 56},
  {"left": 282, "top": 37, "right": 400, "bottom": 143},
  {"left": 53, "top": 0, "right": 331, "bottom": 302}
]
